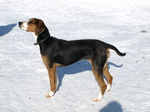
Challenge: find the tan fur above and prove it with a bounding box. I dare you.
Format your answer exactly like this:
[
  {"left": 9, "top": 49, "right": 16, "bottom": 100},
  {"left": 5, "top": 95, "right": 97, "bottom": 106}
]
[
  {"left": 25, "top": 18, "right": 46, "bottom": 35},
  {"left": 35, "top": 20, "right": 46, "bottom": 35},
  {"left": 103, "top": 63, "right": 113, "bottom": 90},
  {"left": 18, "top": 18, "right": 125, "bottom": 102},
  {"left": 41, "top": 56, "right": 57, "bottom": 93},
  {"left": 92, "top": 65, "right": 107, "bottom": 97}
]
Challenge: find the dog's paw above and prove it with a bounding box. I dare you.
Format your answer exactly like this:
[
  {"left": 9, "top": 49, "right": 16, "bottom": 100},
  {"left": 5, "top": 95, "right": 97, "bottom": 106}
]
[
  {"left": 45, "top": 90, "right": 54, "bottom": 98},
  {"left": 92, "top": 98, "right": 101, "bottom": 102},
  {"left": 92, "top": 93, "right": 103, "bottom": 102},
  {"left": 106, "top": 84, "right": 111, "bottom": 92}
]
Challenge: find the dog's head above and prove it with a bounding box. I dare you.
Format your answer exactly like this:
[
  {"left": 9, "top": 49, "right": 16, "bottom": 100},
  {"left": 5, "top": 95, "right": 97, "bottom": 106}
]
[{"left": 19, "top": 18, "right": 46, "bottom": 35}]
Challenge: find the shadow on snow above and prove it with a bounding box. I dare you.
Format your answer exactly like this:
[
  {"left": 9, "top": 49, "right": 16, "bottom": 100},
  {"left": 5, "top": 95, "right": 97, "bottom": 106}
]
[
  {"left": 0, "top": 23, "right": 16, "bottom": 36},
  {"left": 99, "top": 101, "right": 123, "bottom": 112},
  {"left": 57, "top": 60, "right": 123, "bottom": 90}
]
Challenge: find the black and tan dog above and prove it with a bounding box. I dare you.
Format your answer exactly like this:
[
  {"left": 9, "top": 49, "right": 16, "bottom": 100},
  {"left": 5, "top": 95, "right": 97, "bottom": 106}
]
[{"left": 18, "top": 18, "right": 126, "bottom": 102}]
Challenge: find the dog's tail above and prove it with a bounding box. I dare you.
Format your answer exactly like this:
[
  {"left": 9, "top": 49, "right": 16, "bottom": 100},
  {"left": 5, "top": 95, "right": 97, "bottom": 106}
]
[{"left": 106, "top": 44, "right": 126, "bottom": 56}]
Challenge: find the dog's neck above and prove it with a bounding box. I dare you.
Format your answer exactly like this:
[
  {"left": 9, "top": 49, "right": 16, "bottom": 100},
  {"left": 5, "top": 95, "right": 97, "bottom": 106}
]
[
  {"left": 34, "top": 28, "right": 50, "bottom": 45},
  {"left": 33, "top": 33, "right": 38, "bottom": 42}
]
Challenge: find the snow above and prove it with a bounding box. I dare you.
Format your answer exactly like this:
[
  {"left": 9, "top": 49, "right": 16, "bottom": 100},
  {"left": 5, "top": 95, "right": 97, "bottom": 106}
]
[{"left": 0, "top": 0, "right": 150, "bottom": 112}]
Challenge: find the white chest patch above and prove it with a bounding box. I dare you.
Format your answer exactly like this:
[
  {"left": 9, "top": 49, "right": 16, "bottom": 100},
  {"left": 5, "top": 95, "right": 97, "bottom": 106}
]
[{"left": 33, "top": 33, "right": 37, "bottom": 42}]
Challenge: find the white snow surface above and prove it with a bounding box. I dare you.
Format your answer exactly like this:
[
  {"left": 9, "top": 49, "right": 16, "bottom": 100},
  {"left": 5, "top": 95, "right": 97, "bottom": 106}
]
[{"left": 0, "top": 0, "right": 150, "bottom": 112}]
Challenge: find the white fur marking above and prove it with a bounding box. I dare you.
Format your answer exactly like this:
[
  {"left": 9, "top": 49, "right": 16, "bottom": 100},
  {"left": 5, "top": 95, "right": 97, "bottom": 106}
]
[
  {"left": 48, "top": 91, "right": 54, "bottom": 97},
  {"left": 92, "top": 93, "right": 103, "bottom": 102},
  {"left": 106, "top": 84, "right": 111, "bottom": 92},
  {"left": 45, "top": 90, "right": 54, "bottom": 97},
  {"left": 20, "top": 22, "right": 28, "bottom": 31},
  {"left": 33, "top": 33, "right": 37, "bottom": 41}
]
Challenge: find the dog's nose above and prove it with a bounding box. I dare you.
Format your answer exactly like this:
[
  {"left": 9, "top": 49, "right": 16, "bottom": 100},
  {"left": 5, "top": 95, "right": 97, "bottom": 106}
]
[{"left": 18, "top": 22, "right": 22, "bottom": 26}]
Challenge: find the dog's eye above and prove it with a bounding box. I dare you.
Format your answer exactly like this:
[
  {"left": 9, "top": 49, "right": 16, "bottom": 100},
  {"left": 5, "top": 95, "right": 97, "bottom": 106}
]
[{"left": 29, "top": 21, "right": 33, "bottom": 24}]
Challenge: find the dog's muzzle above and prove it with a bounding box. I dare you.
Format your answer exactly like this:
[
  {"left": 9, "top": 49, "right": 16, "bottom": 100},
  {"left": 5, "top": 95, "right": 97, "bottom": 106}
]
[{"left": 18, "top": 22, "right": 23, "bottom": 28}]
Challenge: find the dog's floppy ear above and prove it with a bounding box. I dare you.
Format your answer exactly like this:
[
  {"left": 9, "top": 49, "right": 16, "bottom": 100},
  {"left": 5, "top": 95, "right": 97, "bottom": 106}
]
[{"left": 35, "top": 20, "right": 46, "bottom": 35}]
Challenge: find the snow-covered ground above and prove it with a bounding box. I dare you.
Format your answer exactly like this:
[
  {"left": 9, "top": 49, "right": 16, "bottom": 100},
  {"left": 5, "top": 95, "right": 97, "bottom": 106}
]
[{"left": 0, "top": 0, "right": 150, "bottom": 112}]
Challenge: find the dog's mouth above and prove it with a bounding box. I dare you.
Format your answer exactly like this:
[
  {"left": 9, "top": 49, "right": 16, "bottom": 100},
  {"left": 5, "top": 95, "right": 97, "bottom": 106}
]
[{"left": 18, "top": 22, "right": 28, "bottom": 31}]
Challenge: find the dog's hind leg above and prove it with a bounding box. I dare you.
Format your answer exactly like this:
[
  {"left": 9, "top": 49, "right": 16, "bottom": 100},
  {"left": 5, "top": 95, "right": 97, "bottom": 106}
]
[
  {"left": 102, "top": 49, "right": 113, "bottom": 92},
  {"left": 91, "top": 53, "right": 107, "bottom": 102},
  {"left": 92, "top": 67, "right": 107, "bottom": 102},
  {"left": 103, "top": 62, "right": 113, "bottom": 92}
]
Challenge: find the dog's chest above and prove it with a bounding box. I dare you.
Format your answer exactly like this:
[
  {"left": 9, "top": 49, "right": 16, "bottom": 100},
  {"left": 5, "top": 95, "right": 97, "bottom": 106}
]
[{"left": 33, "top": 33, "right": 38, "bottom": 42}]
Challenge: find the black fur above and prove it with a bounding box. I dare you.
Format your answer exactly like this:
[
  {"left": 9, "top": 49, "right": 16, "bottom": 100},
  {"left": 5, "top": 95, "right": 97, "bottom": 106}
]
[{"left": 35, "top": 27, "right": 126, "bottom": 69}]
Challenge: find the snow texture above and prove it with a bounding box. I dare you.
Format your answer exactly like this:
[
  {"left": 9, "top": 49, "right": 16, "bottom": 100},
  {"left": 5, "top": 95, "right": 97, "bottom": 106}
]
[{"left": 0, "top": 0, "right": 150, "bottom": 112}]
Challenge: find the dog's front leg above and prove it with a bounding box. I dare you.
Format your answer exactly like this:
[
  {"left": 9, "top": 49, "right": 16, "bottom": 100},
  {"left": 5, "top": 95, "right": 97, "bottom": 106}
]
[
  {"left": 41, "top": 56, "right": 57, "bottom": 98},
  {"left": 46, "top": 66, "right": 57, "bottom": 98}
]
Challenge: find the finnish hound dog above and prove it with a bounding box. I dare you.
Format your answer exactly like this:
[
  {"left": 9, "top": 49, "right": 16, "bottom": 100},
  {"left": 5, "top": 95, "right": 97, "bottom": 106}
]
[{"left": 18, "top": 18, "right": 126, "bottom": 102}]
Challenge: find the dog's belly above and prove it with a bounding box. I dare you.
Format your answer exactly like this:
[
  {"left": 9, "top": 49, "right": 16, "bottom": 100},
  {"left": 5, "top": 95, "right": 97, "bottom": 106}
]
[
  {"left": 54, "top": 54, "right": 91, "bottom": 67},
  {"left": 54, "top": 56, "right": 83, "bottom": 66}
]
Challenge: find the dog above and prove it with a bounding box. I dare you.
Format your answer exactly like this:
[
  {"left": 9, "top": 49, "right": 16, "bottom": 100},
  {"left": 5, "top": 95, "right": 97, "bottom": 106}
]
[{"left": 18, "top": 18, "right": 126, "bottom": 102}]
